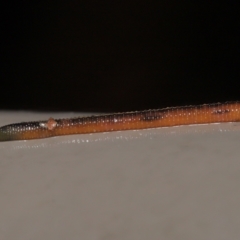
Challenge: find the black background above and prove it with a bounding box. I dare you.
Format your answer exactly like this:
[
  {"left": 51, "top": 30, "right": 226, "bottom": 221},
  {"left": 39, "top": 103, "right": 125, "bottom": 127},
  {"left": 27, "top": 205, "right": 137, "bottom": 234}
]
[{"left": 2, "top": 2, "right": 240, "bottom": 112}]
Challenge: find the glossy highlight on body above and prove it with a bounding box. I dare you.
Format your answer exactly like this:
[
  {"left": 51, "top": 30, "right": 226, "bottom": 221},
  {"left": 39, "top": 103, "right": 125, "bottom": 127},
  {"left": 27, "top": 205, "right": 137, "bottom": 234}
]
[{"left": 1, "top": 102, "right": 240, "bottom": 141}]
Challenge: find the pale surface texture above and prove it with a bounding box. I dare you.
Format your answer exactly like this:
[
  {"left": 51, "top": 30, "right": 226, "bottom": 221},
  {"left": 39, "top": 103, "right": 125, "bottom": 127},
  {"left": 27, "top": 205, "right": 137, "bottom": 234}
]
[{"left": 1, "top": 112, "right": 240, "bottom": 240}]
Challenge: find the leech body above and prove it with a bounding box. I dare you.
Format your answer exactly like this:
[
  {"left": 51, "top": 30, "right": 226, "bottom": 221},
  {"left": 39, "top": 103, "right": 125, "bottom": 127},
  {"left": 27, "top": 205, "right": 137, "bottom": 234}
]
[{"left": 1, "top": 102, "right": 240, "bottom": 141}]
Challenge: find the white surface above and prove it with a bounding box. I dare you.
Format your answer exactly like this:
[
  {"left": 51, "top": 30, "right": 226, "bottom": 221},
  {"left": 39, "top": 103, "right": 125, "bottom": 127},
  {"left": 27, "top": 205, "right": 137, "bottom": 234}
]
[{"left": 1, "top": 112, "right": 240, "bottom": 240}]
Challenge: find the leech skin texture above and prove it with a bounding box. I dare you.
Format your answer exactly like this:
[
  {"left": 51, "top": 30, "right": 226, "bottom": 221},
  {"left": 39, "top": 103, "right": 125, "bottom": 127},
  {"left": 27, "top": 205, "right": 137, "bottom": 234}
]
[{"left": 1, "top": 102, "right": 240, "bottom": 141}]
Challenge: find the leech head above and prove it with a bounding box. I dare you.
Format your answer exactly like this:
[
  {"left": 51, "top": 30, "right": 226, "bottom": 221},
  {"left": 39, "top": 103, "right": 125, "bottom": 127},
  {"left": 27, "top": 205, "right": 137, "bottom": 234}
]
[{"left": 39, "top": 117, "right": 57, "bottom": 130}]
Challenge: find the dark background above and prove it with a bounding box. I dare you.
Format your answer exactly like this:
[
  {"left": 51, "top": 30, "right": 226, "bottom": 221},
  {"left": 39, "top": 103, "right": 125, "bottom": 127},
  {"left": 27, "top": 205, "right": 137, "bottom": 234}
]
[{"left": 2, "top": 2, "right": 240, "bottom": 112}]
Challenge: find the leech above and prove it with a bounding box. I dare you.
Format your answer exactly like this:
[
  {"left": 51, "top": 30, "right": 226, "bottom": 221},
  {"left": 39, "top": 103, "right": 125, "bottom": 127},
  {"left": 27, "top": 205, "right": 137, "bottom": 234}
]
[{"left": 1, "top": 101, "right": 240, "bottom": 141}]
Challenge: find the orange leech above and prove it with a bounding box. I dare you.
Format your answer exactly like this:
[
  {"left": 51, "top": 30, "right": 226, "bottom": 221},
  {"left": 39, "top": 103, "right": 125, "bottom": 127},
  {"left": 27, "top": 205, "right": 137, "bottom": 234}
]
[{"left": 1, "top": 101, "right": 240, "bottom": 141}]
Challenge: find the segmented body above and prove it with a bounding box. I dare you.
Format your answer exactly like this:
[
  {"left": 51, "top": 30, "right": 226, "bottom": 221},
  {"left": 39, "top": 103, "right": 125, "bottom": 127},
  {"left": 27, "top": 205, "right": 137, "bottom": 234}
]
[{"left": 1, "top": 102, "right": 240, "bottom": 141}]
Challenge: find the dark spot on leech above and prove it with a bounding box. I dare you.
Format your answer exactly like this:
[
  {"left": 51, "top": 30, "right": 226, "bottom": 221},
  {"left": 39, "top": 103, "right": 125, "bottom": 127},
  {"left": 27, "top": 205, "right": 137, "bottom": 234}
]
[
  {"left": 212, "top": 109, "right": 230, "bottom": 114},
  {"left": 141, "top": 112, "right": 164, "bottom": 121},
  {"left": 108, "top": 114, "right": 115, "bottom": 123},
  {"left": 123, "top": 113, "right": 132, "bottom": 119},
  {"left": 97, "top": 116, "right": 105, "bottom": 122},
  {"left": 69, "top": 118, "right": 81, "bottom": 125},
  {"left": 12, "top": 122, "right": 41, "bottom": 132},
  {"left": 195, "top": 103, "right": 221, "bottom": 110},
  {"left": 195, "top": 104, "right": 217, "bottom": 111},
  {"left": 90, "top": 116, "right": 97, "bottom": 124}
]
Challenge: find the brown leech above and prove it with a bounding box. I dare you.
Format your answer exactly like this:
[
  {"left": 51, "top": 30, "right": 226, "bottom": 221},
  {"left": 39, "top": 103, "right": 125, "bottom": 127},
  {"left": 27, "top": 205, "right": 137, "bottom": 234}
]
[{"left": 1, "top": 102, "right": 240, "bottom": 141}]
